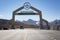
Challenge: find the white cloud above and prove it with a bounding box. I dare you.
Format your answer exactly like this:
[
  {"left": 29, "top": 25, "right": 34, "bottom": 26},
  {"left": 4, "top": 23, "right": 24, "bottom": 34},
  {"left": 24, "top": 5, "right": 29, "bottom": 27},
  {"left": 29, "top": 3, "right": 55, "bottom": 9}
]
[{"left": 0, "top": 15, "right": 3, "bottom": 18}]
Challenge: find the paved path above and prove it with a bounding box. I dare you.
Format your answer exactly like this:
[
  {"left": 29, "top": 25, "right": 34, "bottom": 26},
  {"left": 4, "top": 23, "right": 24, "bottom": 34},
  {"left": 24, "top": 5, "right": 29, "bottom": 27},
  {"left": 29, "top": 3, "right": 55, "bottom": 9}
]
[{"left": 0, "top": 28, "right": 60, "bottom": 40}]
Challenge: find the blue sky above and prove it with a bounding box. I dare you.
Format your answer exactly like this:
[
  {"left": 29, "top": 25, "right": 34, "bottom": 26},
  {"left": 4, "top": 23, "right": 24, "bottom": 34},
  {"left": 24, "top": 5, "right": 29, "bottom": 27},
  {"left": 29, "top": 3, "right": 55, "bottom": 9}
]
[{"left": 0, "top": 0, "right": 60, "bottom": 22}]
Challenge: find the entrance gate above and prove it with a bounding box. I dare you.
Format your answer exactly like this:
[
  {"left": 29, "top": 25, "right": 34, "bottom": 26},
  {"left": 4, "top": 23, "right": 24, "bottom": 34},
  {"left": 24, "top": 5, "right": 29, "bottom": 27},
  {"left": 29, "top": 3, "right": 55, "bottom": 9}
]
[{"left": 11, "top": 2, "right": 49, "bottom": 29}]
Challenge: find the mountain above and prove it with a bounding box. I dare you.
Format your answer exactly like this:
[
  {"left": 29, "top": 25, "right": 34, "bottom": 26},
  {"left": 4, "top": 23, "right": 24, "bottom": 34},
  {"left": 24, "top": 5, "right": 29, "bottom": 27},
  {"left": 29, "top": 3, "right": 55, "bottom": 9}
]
[
  {"left": 22, "top": 19, "right": 37, "bottom": 25},
  {"left": 0, "top": 19, "right": 60, "bottom": 29},
  {"left": 0, "top": 19, "right": 9, "bottom": 24},
  {"left": 0, "top": 19, "right": 39, "bottom": 28},
  {"left": 50, "top": 20, "right": 60, "bottom": 25}
]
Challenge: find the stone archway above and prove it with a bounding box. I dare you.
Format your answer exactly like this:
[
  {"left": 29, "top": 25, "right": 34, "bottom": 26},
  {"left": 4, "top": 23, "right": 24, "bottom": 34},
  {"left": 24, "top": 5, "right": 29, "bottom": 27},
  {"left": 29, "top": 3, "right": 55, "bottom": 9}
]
[{"left": 11, "top": 2, "right": 44, "bottom": 29}]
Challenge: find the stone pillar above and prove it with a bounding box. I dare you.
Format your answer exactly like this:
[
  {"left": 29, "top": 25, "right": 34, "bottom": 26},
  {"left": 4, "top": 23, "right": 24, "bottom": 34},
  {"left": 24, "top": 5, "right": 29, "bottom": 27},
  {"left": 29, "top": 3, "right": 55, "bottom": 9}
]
[
  {"left": 42, "top": 19, "right": 50, "bottom": 29},
  {"left": 39, "top": 12, "right": 43, "bottom": 29},
  {"left": 12, "top": 13, "right": 15, "bottom": 29}
]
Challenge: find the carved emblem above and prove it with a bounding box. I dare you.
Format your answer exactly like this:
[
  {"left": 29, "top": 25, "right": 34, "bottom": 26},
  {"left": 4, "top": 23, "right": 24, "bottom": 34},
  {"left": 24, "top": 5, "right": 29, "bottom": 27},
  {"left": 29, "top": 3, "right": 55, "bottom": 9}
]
[{"left": 24, "top": 2, "right": 31, "bottom": 10}]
